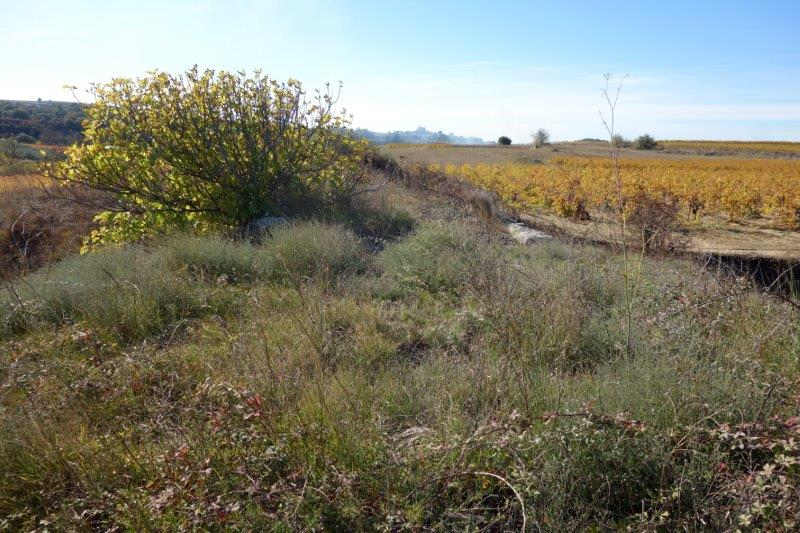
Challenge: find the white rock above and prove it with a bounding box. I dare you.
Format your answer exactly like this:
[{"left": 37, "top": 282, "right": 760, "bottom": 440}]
[{"left": 506, "top": 222, "right": 551, "bottom": 245}]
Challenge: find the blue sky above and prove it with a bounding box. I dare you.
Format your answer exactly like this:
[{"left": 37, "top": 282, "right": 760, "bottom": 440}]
[{"left": 2, "top": 1, "right": 799, "bottom": 141}]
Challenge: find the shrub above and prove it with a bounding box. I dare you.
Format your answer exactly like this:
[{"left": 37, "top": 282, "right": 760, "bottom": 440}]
[
  {"left": 15, "top": 133, "right": 36, "bottom": 144},
  {"left": 635, "top": 134, "right": 658, "bottom": 150},
  {"left": 261, "top": 221, "right": 367, "bottom": 283},
  {"left": 161, "top": 234, "right": 260, "bottom": 282},
  {"left": 532, "top": 128, "right": 549, "bottom": 148},
  {"left": 377, "top": 222, "right": 498, "bottom": 295},
  {"left": 497, "top": 136, "right": 512, "bottom": 146},
  {"left": 611, "top": 134, "right": 629, "bottom": 147},
  {"left": 0, "top": 138, "right": 19, "bottom": 158},
  {"left": 51, "top": 67, "right": 368, "bottom": 247},
  {"left": 626, "top": 192, "right": 682, "bottom": 252}
]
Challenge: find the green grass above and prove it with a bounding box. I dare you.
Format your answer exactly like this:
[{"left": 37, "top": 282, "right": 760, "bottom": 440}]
[{"left": 1, "top": 201, "right": 799, "bottom": 531}]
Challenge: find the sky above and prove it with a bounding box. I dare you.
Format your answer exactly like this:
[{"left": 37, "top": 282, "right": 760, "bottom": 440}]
[{"left": 2, "top": 0, "right": 799, "bottom": 142}]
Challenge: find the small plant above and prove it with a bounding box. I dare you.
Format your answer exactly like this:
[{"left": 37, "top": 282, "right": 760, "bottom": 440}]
[
  {"left": 635, "top": 134, "right": 658, "bottom": 150},
  {"left": 497, "top": 136, "right": 512, "bottom": 146},
  {"left": 0, "top": 138, "right": 20, "bottom": 159},
  {"left": 532, "top": 129, "right": 550, "bottom": 148}
]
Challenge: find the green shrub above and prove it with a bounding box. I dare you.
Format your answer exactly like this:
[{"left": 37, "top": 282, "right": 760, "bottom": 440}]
[
  {"left": 161, "top": 234, "right": 260, "bottom": 282},
  {"left": 497, "top": 136, "right": 512, "bottom": 146},
  {"left": 377, "top": 222, "right": 498, "bottom": 296},
  {"left": 51, "top": 67, "right": 368, "bottom": 247},
  {"left": 635, "top": 134, "right": 658, "bottom": 150},
  {"left": 261, "top": 221, "right": 367, "bottom": 283},
  {"left": 15, "top": 133, "right": 36, "bottom": 144}
]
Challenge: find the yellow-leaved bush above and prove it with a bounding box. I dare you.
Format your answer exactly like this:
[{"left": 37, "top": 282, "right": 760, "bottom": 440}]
[{"left": 50, "top": 67, "right": 367, "bottom": 249}]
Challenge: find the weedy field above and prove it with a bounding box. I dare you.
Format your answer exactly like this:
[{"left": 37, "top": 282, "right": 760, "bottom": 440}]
[{"left": 1, "top": 158, "right": 799, "bottom": 530}]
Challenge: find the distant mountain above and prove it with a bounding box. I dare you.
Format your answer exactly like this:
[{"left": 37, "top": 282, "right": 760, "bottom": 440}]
[{"left": 352, "top": 126, "right": 488, "bottom": 145}]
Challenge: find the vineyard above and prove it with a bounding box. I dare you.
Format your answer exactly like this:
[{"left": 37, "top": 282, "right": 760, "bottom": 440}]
[{"left": 436, "top": 156, "right": 800, "bottom": 229}]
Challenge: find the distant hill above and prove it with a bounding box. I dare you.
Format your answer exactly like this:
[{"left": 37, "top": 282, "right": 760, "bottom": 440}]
[
  {"left": 0, "top": 101, "right": 487, "bottom": 147},
  {"left": 0, "top": 100, "right": 85, "bottom": 145},
  {"left": 353, "top": 126, "right": 487, "bottom": 145}
]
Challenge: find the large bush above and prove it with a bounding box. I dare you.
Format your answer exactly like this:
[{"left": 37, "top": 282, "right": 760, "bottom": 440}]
[
  {"left": 52, "top": 67, "right": 367, "bottom": 246},
  {"left": 497, "top": 136, "right": 511, "bottom": 146}
]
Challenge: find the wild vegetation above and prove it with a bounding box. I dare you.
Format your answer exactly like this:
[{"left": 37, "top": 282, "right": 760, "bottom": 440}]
[
  {"left": 0, "top": 138, "right": 64, "bottom": 176},
  {"left": 1, "top": 68, "right": 799, "bottom": 530},
  {"left": 2, "top": 180, "right": 799, "bottom": 529}
]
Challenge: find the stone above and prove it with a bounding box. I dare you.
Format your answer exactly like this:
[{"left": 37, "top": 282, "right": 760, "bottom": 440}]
[{"left": 506, "top": 222, "right": 551, "bottom": 245}]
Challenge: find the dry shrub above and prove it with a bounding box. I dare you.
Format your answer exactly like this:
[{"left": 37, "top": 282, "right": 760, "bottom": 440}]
[
  {"left": 626, "top": 191, "right": 682, "bottom": 253},
  {"left": 0, "top": 175, "right": 102, "bottom": 278}
]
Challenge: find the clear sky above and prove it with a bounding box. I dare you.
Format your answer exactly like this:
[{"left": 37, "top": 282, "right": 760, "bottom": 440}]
[{"left": 3, "top": 1, "right": 799, "bottom": 141}]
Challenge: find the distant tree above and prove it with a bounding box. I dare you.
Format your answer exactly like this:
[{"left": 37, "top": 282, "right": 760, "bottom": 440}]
[
  {"left": 433, "top": 131, "right": 450, "bottom": 143},
  {"left": 532, "top": 128, "right": 549, "bottom": 148},
  {"left": 611, "top": 134, "right": 630, "bottom": 148},
  {"left": 15, "top": 133, "right": 36, "bottom": 144},
  {"left": 635, "top": 134, "right": 658, "bottom": 150},
  {"left": 497, "top": 136, "right": 512, "bottom": 146}
]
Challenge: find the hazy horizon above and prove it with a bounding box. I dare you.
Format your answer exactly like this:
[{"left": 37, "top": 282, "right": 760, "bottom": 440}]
[{"left": 3, "top": 1, "right": 799, "bottom": 142}]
